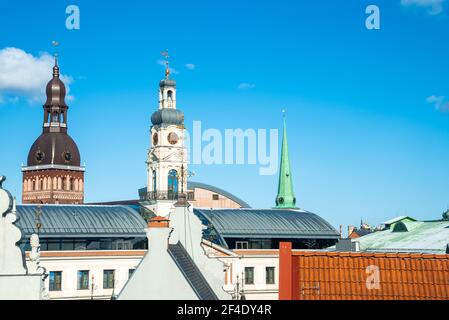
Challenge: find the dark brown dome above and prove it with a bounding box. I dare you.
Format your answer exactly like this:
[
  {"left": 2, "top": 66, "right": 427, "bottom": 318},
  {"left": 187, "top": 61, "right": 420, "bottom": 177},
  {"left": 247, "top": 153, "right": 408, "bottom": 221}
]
[{"left": 27, "top": 132, "right": 80, "bottom": 167}]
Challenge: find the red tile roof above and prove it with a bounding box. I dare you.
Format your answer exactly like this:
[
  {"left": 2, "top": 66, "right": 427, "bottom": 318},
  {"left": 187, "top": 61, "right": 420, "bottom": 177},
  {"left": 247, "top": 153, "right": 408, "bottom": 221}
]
[{"left": 280, "top": 243, "right": 449, "bottom": 300}]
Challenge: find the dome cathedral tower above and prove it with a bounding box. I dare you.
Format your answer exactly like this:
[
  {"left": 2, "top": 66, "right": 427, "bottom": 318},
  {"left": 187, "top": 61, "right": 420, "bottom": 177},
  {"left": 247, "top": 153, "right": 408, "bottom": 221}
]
[{"left": 22, "top": 55, "right": 85, "bottom": 204}]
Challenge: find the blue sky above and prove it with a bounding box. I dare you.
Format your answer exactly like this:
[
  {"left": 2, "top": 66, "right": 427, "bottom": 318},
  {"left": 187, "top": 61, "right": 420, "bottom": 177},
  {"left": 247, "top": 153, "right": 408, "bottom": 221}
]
[{"left": 1, "top": 0, "right": 449, "bottom": 231}]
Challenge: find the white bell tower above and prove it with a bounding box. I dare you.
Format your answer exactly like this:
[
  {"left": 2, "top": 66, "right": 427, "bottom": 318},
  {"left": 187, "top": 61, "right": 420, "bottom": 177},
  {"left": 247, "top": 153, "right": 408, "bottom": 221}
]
[{"left": 145, "top": 51, "right": 188, "bottom": 216}]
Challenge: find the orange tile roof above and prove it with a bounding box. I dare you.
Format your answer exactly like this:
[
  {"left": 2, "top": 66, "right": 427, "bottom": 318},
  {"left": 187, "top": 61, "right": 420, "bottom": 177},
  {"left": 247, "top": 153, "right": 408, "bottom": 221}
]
[{"left": 287, "top": 250, "right": 449, "bottom": 300}]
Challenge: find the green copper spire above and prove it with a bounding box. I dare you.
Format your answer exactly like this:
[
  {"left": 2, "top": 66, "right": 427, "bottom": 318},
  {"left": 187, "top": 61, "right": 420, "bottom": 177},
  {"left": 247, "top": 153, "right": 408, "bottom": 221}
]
[{"left": 275, "top": 112, "right": 297, "bottom": 209}]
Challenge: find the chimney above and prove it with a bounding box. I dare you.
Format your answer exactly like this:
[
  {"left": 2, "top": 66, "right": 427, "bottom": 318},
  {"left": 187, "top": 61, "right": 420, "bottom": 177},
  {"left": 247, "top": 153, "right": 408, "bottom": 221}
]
[
  {"left": 174, "top": 193, "right": 189, "bottom": 207},
  {"left": 145, "top": 216, "right": 171, "bottom": 250},
  {"left": 348, "top": 225, "right": 355, "bottom": 238},
  {"left": 148, "top": 216, "right": 170, "bottom": 228},
  {"left": 335, "top": 239, "right": 360, "bottom": 252}
]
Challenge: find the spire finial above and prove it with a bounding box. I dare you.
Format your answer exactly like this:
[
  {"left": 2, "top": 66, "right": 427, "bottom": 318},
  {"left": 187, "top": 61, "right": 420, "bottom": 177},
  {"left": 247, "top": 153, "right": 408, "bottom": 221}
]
[
  {"left": 161, "top": 49, "right": 170, "bottom": 79},
  {"left": 51, "top": 41, "right": 60, "bottom": 77}
]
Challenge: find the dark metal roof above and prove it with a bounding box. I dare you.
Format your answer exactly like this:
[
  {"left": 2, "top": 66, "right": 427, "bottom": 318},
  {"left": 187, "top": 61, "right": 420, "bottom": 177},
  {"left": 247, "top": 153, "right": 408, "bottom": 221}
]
[
  {"left": 194, "top": 208, "right": 339, "bottom": 239},
  {"left": 187, "top": 181, "right": 251, "bottom": 208},
  {"left": 15, "top": 205, "right": 147, "bottom": 238},
  {"left": 27, "top": 132, "right": 81, "bottom": 167},
  {"left": 151, "top": 108, "right": 184, "bottom": 126}
]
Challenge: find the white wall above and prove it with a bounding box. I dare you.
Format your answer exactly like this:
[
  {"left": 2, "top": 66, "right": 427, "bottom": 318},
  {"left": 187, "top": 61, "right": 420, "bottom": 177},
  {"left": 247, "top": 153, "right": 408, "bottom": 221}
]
[{"left": 30, "top": 251, "right": 143, "bottom": 300}]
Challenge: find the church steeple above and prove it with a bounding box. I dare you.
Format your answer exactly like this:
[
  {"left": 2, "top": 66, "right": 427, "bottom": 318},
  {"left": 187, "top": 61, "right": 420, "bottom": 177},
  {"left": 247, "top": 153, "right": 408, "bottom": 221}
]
[
  {"left": 275, "top": 112, "right": 297, "bottom": 209},
  {"left": 22, "top": 54, "right": 85, "bottom": 205},
  {"left": 43, "top": 54, "right": 68, "bottom": 133}
]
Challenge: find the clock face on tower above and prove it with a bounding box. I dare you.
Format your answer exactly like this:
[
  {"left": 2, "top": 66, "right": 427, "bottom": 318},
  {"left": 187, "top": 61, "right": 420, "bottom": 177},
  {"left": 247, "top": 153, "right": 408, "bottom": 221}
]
[
  {"left": 35, "top": 150, "right": 45, "bottom": 163},
  {"left": 63, "top": 151, "right": 72, "bottom": 163},
  {"left": 168, "top": 132, "right": 179, "bottom": 145},
  {"left": 153, "top": 133, "right": 158, "bottom": 146}
]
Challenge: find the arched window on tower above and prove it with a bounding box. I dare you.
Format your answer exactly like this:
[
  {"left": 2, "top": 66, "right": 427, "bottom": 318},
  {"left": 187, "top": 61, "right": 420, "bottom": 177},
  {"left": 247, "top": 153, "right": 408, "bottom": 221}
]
[
  {"left": 167, "top": 90, "right": 173, "bottom": 108},
  {"left": 152, "top": 170, "right": 157, "bottom": 193},
  {"left": 52, "top": 111, "right": 59, "bottom": 123},
  {"left": 167, "top": 169, "right": 178, "bottom": 200}
]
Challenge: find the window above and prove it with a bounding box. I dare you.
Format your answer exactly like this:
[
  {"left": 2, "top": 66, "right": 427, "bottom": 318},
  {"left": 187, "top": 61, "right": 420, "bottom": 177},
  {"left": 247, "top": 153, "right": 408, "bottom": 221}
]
[
  {"left": 128, "top": 269, "right": 135, "bottom": 278},
  {"left": 61, "top": 240, "right": 74, "bottom": 251},
  {"left": 236, "top": 241, "right": 249, "bottom": 249},
  {"left": 49, "top": 271, "right": 62, "bottom": 291},
  {"left": 244, "top": 267, "right": 254, "bottom": 285},
  {"left": 167, "top": 169, "right": 179, "bottom": 200},
  {"left": 99, "top": 240, "right": 112, "bottom": 250},
  {"left": 77, "top": 270, "right": 89, "bottom": 290},
  {"left": 249, "top": 239, "right": 272, "bottom": 249},
  {"left": 103, "top": 270, "right": 115, "bottom": 289},
  {"left": 74, "top": 241, "right": 87, "bottom": 251},
  {"left": 266, "top": 267, "right": 275, "bottom": 285},
  {"left": 152, "top": 170, "right": 157, "bottom": 192},
  {"left": 47, "top": 240, "right": 60, "bottom": 251},
  {"left": 212, "top": 194, "right": 219, "bottom": 200},
  {"left": 115, "top": 240, "right": 132, "bottom": 250}
]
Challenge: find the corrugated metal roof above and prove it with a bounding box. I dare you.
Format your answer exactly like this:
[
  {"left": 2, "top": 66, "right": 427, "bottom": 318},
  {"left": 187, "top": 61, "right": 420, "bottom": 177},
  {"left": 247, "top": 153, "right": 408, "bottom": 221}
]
[
  {"left": 16, "top": 205, "right": 147, "bottom": 238},
  {"left": 289, "top": 251, "right": 449, "bottom": 300},
  {"left": 193, "top": 208, "right": 339, "bottom": 239},
  {"left": 356, "top": 219, "right": 449, "bottom": 254}
]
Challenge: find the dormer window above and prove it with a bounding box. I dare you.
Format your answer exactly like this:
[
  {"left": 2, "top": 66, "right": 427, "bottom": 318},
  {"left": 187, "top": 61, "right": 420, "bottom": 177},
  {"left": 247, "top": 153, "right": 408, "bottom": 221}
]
[{"left": 392, "top": 222, "right": 408, "bottom": 232}]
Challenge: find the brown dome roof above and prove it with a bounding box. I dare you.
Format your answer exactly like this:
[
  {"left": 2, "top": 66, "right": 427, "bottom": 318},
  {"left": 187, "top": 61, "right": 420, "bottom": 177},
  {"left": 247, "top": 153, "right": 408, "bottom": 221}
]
[{"left": 27, "top": 132, "right": 80, "bottom": 167}]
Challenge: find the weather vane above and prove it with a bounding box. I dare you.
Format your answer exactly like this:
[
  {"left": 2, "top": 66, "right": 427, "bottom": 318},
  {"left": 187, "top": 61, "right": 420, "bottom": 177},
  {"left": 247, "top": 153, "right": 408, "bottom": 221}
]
[
  {"left": 51, "top": 41, "right": 60, "bottom": 67},
  {"left": 161, "top": 49, "right": 170, "bottom": 79}
]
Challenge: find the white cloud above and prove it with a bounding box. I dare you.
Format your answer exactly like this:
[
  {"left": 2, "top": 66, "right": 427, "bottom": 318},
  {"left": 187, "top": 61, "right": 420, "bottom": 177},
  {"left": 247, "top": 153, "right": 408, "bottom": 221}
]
[
  {"left": 185, "top": 63, "right": 195, "bottom": 70},
  {"left": 0, "top": 47, "right": 73, "bottom": 104},
  {"left": 238, "top": 82, "right": 256, "bottom": 90},
  {"left": 426, "top": 95, "right": 449, "bottom": 112},
  {"left": 157, "top": 59, "right": 179, "bottom": 75},
  {"left": 401, "top": 0, "right": 445, "bottom": 15}
]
